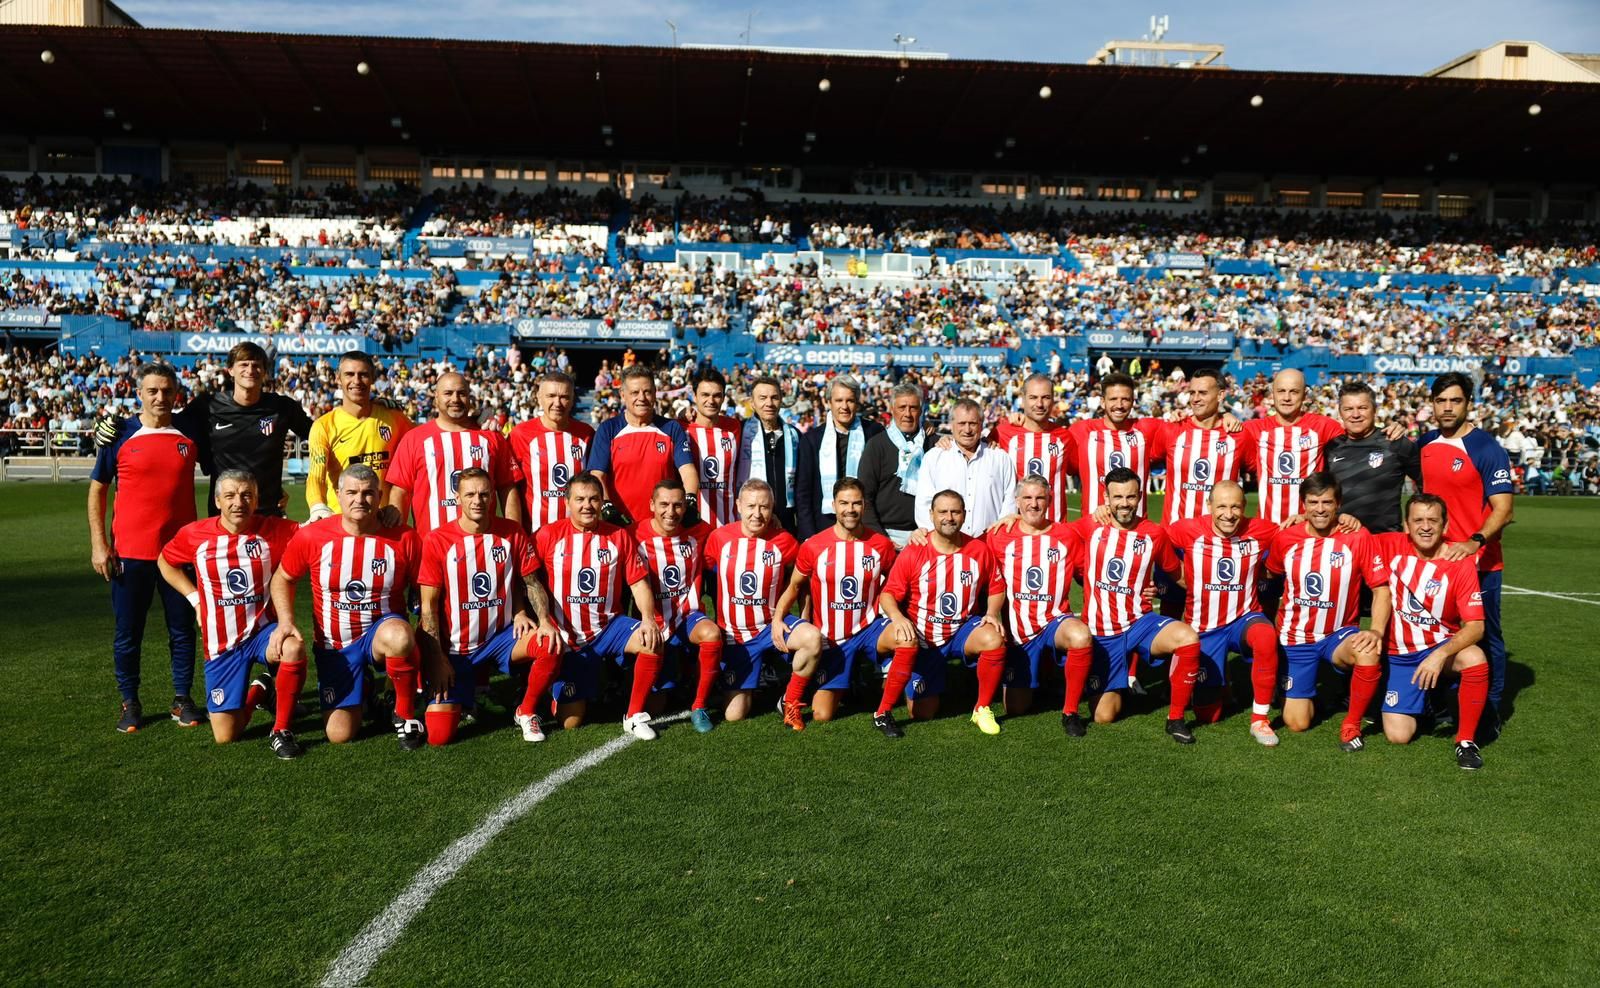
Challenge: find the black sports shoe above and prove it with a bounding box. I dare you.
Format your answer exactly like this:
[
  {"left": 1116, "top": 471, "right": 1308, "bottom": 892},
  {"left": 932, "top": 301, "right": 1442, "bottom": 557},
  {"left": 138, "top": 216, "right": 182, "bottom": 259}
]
[
  {"left": 269, "top": 729, "right": 305, "bottom": 760},
  {"left": 170, "top": 695, "right": 206, "bottom": 727},
  {"left": 1455, "top": 740, "right": 1484, "bottom": 771},
  {"left": 117, "top": 700, "right": 143, "bottom": 734},
  {"left": 1061, "top": 712, "right": 1087, "bottom": 737},
  {"left": 873, "top": 713, "right": 904, "bottom": 739},
  {"left": 250, "top": 672, "right": 276, "bottom": 715},
  {"left": 1164, "top": 717, "right": 1196, "bottom": 745},
  {"left": 1340, "top": 735, "right": 1365, "bottom": 753},
  {"left": 396, "top": 718, "right": 426, "bottom": 751}
]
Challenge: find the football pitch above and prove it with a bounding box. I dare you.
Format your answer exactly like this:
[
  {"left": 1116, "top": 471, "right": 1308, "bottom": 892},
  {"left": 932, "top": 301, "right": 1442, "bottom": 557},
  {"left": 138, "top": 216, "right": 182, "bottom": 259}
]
[{"left": 4, "top": 482, "right": 1598, "bottom": 986}]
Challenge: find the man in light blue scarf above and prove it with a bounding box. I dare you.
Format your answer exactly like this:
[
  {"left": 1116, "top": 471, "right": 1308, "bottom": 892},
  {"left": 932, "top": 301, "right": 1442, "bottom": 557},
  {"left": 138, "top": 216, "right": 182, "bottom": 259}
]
[
  {"left": 795, "top": 375, "right": 884, "bottom": 539},
  {"left": 858, "top": 382, "right": 935, "bottom": 548},
  {"left": 736, "top": 374, "right": 802, "bottom": 534}
]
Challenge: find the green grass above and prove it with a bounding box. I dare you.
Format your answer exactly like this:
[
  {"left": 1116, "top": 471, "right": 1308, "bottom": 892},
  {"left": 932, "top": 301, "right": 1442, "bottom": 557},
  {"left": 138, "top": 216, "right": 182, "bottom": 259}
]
[{"left": 4, "top": 482, "right": 1599, "bottom": 986}]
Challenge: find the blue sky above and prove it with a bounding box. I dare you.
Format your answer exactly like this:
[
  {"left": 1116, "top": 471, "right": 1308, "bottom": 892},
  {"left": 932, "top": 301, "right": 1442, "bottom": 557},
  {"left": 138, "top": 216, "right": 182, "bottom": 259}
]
[{"left": 124, "top": 0, "right": 1600, "bottom": 75}]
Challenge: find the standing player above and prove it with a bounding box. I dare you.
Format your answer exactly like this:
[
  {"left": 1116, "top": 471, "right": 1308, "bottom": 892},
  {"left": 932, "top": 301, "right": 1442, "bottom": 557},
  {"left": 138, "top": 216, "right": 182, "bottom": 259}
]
[
  {"left": 736, "top": 375, "right": 802, "bottom": 535},
  {"left": 993, "top": 374, "right": 1075, "bottom": 521},
  {"left": 1267, "top": 472, "right": 1393, "bottom": 751},
  {"left": 523, "top": 474, "right": 665, "bottom": 739},
  {"left": 633, "top": 479, "right": 722, "bottom": 733},
  {"left": 268, "top": 464, "right": 427, "bottom": 749},
  {"left": 1239, "top": 369, "right": 1345, "bottom": 525},
  {"left": 1064, "top": 373, "right": 1164, "bottom": 519},
  {"left": 684, "top": 367, "right": 743, "bottom": 529},
  {"left": 877, "top": 490, "right": 1009, "bottom": 737},
  {"left": 507, "top": 371, "right": 595, "bottom": 533},
  {"left": 1372, "top": 494, "right": 1491, "bottom": 769},
  {"left": 158, "top": 469, "right": 305, "bottom": 756},
  {"left": 703, "top": 480, "right": 823, "bottom": 729},
  {"left": 384, "top": 372, "right": 519, "bottom": 536},
  {"left": 986, "top": 475, "right": 1093, "bottom": 723},
  {"left": 773, "top": 478, "right": 898, "bottom": 725},
  {"left": 89, "top": 362, "right": 201, "bottom": 733},
  {"left": 417, "top": 468, "right": 559, "bottom": 745},
  {"left": 1065, "top": 468, "right": 1203, "bottom": 743},
  {"left": 1417, "top": 372, "right": 1514, "bottom": 729},
  {"left": 176, "top": 341, "right": 314, "bottom": 516},
  {"left": 1150, "top": 369, "right": 1245, "bottom": 527},
  {"left": 1325, "top": 381, "right": 1421, "bottom": 534},
  {"left": 587, "top": 363, "right": 700, "bottom": 527},
  {"left": 1165, "top": 481, "right": 1284, "bottom": 746},
  {"left": 306, "top": 351, "right": 412, "bottom": 520}
]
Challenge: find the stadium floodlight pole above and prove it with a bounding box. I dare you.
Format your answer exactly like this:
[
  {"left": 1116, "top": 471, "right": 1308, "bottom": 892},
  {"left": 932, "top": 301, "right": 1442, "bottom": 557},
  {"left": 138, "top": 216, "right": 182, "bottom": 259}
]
[{"left": 666, "top": 20, "right": 678, "bottom": 46}]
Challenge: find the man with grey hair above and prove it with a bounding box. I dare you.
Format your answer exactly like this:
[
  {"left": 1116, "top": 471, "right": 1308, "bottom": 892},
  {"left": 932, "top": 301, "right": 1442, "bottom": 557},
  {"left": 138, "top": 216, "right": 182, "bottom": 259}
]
[
  {"left": 913, "top": 398, "right": 1016, "bottom": 537},
  {"left": 858, "top": 382, "right": 937, "bottom": 549},
  {"left": 795, "top": 375, "right": 884, "bottom": 540}
]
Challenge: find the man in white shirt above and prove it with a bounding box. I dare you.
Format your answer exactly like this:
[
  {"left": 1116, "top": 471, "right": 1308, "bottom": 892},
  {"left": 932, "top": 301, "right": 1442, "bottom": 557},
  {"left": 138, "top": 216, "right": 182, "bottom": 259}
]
[{"left": 914, "top": 398, "right": 1017, "bottom": 537}]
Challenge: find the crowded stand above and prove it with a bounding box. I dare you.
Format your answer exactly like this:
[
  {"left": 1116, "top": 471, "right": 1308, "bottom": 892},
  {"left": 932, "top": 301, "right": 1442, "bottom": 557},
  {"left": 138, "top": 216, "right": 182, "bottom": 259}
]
[{"left": 744, "top": 276, "right": 1018, "bottom": 348}]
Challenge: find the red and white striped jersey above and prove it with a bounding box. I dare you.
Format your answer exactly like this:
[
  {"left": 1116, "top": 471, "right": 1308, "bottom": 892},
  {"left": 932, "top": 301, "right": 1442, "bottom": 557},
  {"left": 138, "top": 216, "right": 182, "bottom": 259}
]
[
  {"left": 508, "top": 418, "right": 595, "bottom": 532},
  {"left": 795, "top": 527, "right": 897, "bottom": 644},
  {"left": 1166, "top": 516, "right": 1279, "bottom": 633},
  {"left": 532, "top": 518, "right": 647, "bottom": 649},
  {"left": 1154, "top": 421, "right": 1244, "bottom": 525},
  {"left": 278, "top": 516, "right": 420, "bottom": 650},
  {"left": 385, "top": 421, "right": 515, "bottom": 536},
  {"left": 1267, "top": 525, "right": 1389, "bottom": 646},
  {"left": 986, "top": 522, "right": 1076, "bottom": 642},
  {"left": 993, "top": 418, "right": 1074, "bottom": 520},
  {"left": 417, "top": 518, "right": 539, "bottom": 655},
  {"left": 1372, "top": 533, "right": 1484, "bottom": 654},
  {"left": 161, "top": 515, "right": 300, "bottom": 660},
  {"left": 882, "top": 536, "right": 1005, "bottom": 647},
  {"left": 633, "top": 519, "right": 714, "bottom": 634},
  {"left": 1065, "top": 417, "right": 1163, "bottom": 517},
  {"left": 688, "top": 416, "right": 743, "bottom": 529},
  {"left": 704, "top": 523, "right": 799, "bottom": 645},
  {"left": 1069, "top": 517, "right": 1180, "bottom": 637},
  {"left": 1241, "top": 413, "right": 1343, "bottom": 524}
]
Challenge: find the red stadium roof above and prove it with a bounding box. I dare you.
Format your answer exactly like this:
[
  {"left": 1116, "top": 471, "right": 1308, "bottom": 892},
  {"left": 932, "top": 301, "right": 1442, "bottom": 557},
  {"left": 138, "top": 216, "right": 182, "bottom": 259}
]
[{"left": 2, "top": 25, "right": 1598, "bottom": 183}]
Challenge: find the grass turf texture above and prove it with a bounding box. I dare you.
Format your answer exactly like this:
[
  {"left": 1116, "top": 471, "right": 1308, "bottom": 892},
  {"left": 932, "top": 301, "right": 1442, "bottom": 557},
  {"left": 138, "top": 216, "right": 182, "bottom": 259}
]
[{"left": 3, "top": 481, "right": 1598, "bottom": 986}]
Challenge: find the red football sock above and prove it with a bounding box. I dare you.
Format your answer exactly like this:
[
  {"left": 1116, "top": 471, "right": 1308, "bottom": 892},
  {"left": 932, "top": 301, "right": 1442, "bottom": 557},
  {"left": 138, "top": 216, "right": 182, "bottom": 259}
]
[
  {"left": 517, "top": 641, "right": 562, "bottom": 718},
  {"left": 1193, "top": 699, "right": 1225, "bottom": 724},
  {"left": 1167, "top": 642, "right": 1201, "bottom": 720},
  {"left": 628, "top": 652, "right": 661, "bottom": 717},
  {"left": 1127, "top": 653, "right": 1140, "bottom": 683},
  {"left": 974, "top": 647, "right": 1006, "bottom": 710},
  {"left": 1062, "top": 646, "right": 1092, "bottom": 714},
  {"left": 385, "top": 653, "right": 418, "bottom": 721},
  {"left": 425, "top": 708, "right": 461, "bottom": 746},
  {"left": 877, "top": 647, "right": 918, "bottom": 716},
  {"left": 693, "top": 639, "right": 724, "bottom": 711},
  {"left": 1343, "top": 663, "right": 1382, "bottom": 741},
  {"left": 273, "top": 661, "right": 305, "bottom": 732},
  {"left": 1245, "top": 621, "right": 1280, "bottom": 723},
  {"left": 783, "top": 671, "right": 809, "bottom": 711},
  {"left": 1456, "top": 664, "right": 1489, "bottom": 744}
]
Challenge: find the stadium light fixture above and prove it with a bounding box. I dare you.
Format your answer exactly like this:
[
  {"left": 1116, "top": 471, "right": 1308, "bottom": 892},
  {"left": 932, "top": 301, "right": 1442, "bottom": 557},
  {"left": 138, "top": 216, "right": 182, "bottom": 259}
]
[
  {"left": 818, "top": 78, "right": 831, "bottom": 92},
  {"left": 1250, "top": 94, "right": 1264, "bottom": 107},
  {"left": 122, "top": 122, "right": 133, "bottom": 132},
  {"left": 356, "top": 61, "right": 371, "bottom": 76},
  {"left": 102, "top": 107, "right": 116, "bottom": 119},
  {"left": 601, "top": 124, "right": 614, "bottom": 136},
  {"left": 805, "top": 131, "right": 817, "bottom": 142},
  {"left": 390, "top": 116, "right": 403, "bottom": 128},
  {"left": 401, "top": 131, "right": 411, "bottom": 141},
  {"left": 1004, "top": 137, "right": 1016, "bottom": 148},
  {"left": 40, "top": 50, "right": 55, "bottom": 64},
  {"left": 1196, "top": 143, "right": 1208, "bottom": 155},
  {"left": 1528, "top": 103, "right": 1541, "bottom": 116},
  {"left": 1039, "top": 85, "right": 1052, "bottom": 99}
]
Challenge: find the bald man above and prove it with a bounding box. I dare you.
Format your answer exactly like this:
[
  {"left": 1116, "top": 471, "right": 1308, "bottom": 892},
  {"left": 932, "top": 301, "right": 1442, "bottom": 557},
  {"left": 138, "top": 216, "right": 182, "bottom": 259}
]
[{"left": 384, "top": 371, "right": 520, "bottom": 536}]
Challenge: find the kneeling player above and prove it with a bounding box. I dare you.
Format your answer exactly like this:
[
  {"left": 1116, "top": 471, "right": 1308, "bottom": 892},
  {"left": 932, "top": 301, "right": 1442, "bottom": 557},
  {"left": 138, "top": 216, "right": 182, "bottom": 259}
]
[
  {"left": 158, "top": 469, "right": 305, "bottom": 757},
  {"left": 774, "top": 478, "right": 898, "bottom": 726},
  {"left": 524, "top": 474, "right": 665, "bottom": 739},
  {"left": 269, "top": 464, "right": 428, "bottom": 749},
  {"left": 418, "top": 468, "right": 561, "bottom": 745},
  {"left": 1267, "top": 473, "right": 1392, "bottom": 752},
  {"left": 634, "top": 478, "right": 722, "bottom": 733},
  {"left": 877, "top": 490, "right": 1009, "bottom": 737},
  {"left": 986, "top": 474, "right": 1092, "bottom": 726},
  {"left": 1066, "top": 468, "right": 1204, "bottom": 743},
  {"left": 705, "top": 480, "right": 824, "bottom": 729},
  {"left": 1166, "top": 481, "right": 1284, "bottom": 746},
  {"left": 1373, "top": 494, "right": 1491, "bottom": 770}
]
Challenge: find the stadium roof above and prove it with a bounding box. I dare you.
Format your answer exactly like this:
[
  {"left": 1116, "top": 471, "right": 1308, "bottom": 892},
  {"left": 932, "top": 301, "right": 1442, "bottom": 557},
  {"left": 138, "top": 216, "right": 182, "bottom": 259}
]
[{"left": 3, "top": 25, "right": 1600, "bottom": 184}]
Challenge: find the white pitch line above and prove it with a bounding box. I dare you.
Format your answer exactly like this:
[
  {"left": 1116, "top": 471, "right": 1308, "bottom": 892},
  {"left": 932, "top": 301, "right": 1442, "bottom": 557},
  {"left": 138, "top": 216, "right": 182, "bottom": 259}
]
[
  {"left": 320, "top": 710, "right": 691, "bottom": 988},
  {"left": 1504, "top": 584, "right": 1600, "bottom": 607}
]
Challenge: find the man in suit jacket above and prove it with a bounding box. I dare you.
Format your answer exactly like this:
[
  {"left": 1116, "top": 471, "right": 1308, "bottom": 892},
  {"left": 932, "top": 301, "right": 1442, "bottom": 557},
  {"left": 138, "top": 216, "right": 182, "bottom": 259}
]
[{"left": 794, "top": 375, "right": 884, "bottom": 539}]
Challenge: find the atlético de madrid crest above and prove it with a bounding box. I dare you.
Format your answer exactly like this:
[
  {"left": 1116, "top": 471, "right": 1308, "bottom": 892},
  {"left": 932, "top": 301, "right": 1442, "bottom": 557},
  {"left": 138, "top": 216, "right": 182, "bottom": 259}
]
[{"left": 1367, "top": 451, "right": 1385, "bottom": 469}]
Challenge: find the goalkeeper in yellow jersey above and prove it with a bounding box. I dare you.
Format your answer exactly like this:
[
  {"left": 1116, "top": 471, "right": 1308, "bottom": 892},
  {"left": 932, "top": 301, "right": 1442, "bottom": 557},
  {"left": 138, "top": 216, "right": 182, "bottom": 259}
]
[{"left": 306, "top": 351, "right": 413, "bottom": 520}]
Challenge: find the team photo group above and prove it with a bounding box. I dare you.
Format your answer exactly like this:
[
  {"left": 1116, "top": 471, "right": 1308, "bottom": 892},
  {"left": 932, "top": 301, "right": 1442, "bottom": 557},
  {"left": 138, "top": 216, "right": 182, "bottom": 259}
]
[{"left": 92, "top": 340, "right": 1512, "bottom": 770}]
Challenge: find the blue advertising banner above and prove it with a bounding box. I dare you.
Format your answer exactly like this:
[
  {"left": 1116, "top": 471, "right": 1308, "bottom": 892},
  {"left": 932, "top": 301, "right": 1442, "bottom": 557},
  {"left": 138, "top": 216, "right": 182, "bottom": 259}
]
[
  {"left": 1149, "top": 252, "right": 1206, "bottom": 270},
  {"left": 418, "top": 237, "right": 534, "bottom": 257},
  {"left": 512, "top": 319, "right": 674, "bottom": 342},
  {"left": 755, "top": 343, "right": 1010, "bottom": 368},
  {"left": 0, "top": 307, "right": 60, "bottom": 329},
  {"left": 1084, "top": 329, "right": 1235, "bottom": 351}
]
